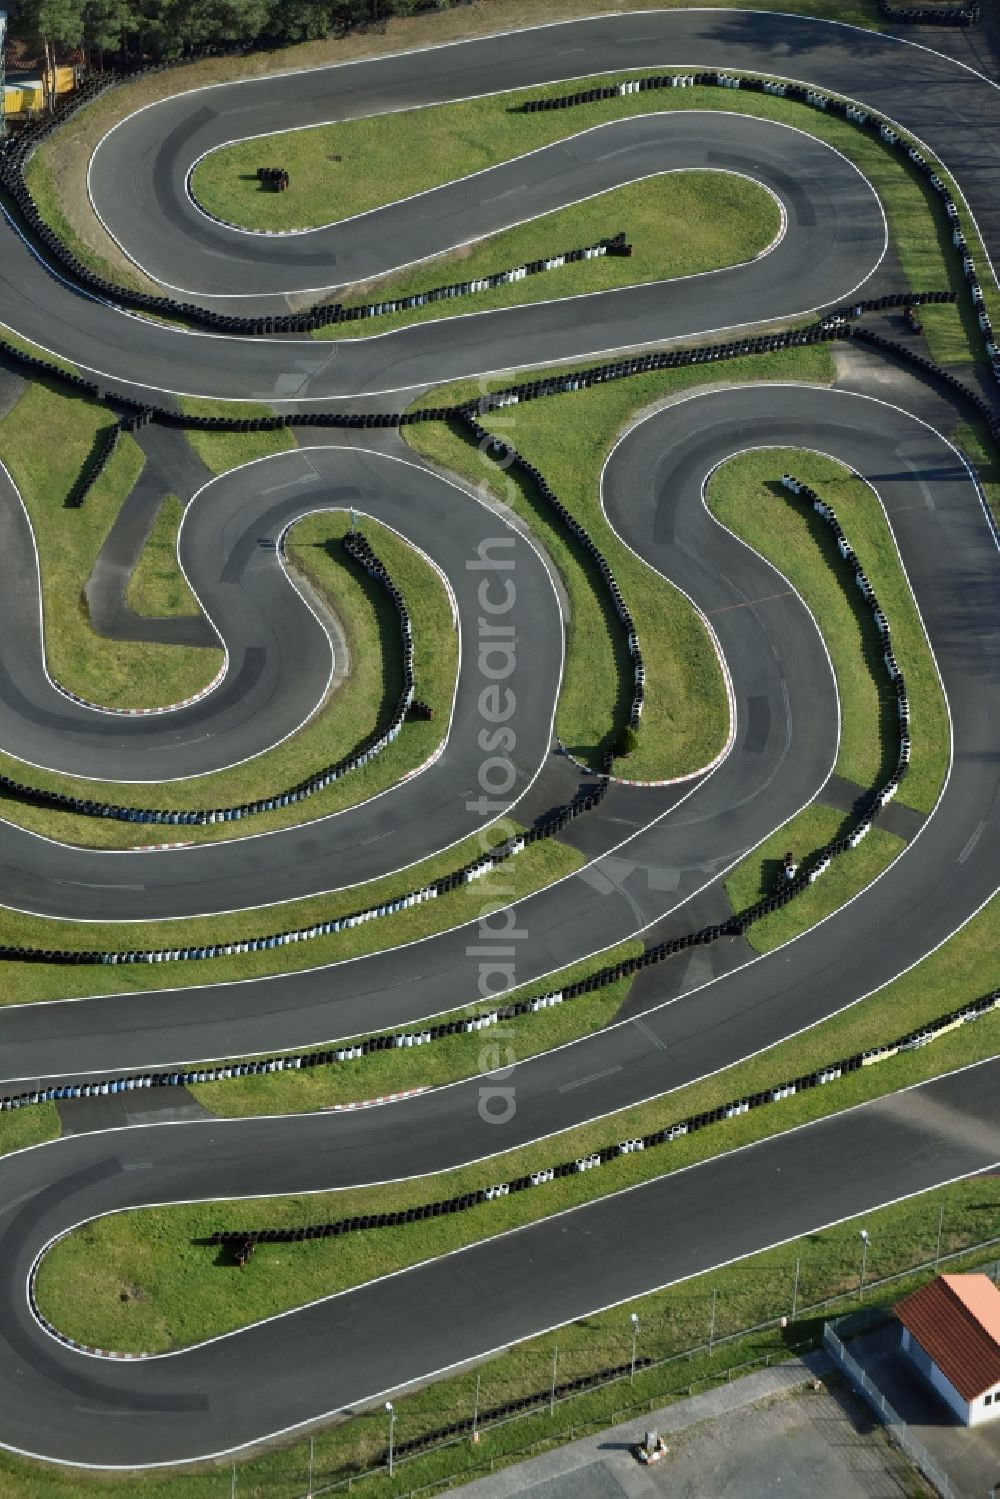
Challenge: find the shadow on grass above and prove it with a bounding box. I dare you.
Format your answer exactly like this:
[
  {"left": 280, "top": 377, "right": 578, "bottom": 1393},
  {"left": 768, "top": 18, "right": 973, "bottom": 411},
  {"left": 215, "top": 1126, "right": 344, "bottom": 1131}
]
[
  {"left": 442, "top": 414, "right": 635, "bottom": 771},
  {"left": 763, "top": 478, "right": 899, "bottom": 788},
  {"left": 298, "top": 532, "right": 401, "bottom": 746},
  {"left": 64, "top": 420, "right": 118, "bottom": 509}
]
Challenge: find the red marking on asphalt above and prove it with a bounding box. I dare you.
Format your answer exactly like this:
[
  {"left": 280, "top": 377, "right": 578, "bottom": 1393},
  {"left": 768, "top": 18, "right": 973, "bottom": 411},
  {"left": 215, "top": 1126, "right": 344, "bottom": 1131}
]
[{"left": 707, "top": 590, "right": 795, "bottom": 615}]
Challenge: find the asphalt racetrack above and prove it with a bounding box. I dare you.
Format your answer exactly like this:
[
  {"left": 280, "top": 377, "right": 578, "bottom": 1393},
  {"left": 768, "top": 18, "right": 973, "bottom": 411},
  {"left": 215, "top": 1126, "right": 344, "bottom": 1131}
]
[{"left": 0, "top": 7, "right": 997, "bottom": 1471}]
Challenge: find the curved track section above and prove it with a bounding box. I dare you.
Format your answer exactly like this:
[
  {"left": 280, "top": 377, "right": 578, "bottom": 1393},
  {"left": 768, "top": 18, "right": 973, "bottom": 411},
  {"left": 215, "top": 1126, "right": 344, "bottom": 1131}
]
[
  {"left": 90, "top": 10, "right": 1000, "bottom": 299},
  {"left": 4, "top": 113, "right": 883, "bottom": 400},
  {"left": 0, "top": 7, "right": 997, "bottom": 1473}
]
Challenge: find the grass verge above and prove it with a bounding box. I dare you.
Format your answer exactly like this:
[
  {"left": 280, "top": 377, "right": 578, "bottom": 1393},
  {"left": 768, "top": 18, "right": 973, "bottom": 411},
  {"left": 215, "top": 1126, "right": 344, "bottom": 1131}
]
[
  {"left": 954, "top": 418, "right": 1000, "bottom": 528},
  {"left": 22, "top": 1, "right": 881, "bottom": 302},
  {"left": 192, "top": 61, "right": 875, "bottom": 236},
  {"left": 0, "top": 322, "right": 81, "bottom": 378},
  {"left": 34, "top": 884, "right": 1000, "bottom": 1354},
  {"left": 176, "top": 398, "right": 295, "bottom": 474},
  {"left": 0, "top": 379, "right": 223, "bottom": 710},
  {"left": 124, "top": 494, "right": 201, "bottom": 617},
  {"left": 11, "top": 1182, "right": 999, "bottom": 1498},
  {"left": 0, "top": 1101, "right": 60, "bottom": 1160},
  {"left": 184, "top": 68, "right": 994, "bottom": 367},
  {"left": 304, "top": 172, "right": 780, "bottom": 339},
  {"left": 0, "top": 510, "right": 456, "bottom": 849},
  {"left": 193, "top": 939, "right": 643, "bottom": 1118},
  {"left": 707, "top": 448, "right": 949, "bottom": 814},
  {"left": 406, "top": 344, "right": 834, "bottom": 779},
  {"left": 0, "top": 821, "right": 581, "bottom": 1006},
  {"left": 725, "top": 802, "right": 903, "bottom": 955}
]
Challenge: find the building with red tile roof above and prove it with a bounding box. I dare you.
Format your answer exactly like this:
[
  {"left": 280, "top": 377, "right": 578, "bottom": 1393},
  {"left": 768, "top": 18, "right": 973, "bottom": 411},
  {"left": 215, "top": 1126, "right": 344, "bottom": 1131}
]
[{"left": 896, "top": 1274, "right": 1000, "bottom": 1426}]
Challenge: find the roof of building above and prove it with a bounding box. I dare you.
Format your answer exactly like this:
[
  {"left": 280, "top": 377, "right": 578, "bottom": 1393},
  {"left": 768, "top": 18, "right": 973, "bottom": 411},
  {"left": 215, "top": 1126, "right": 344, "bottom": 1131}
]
[{"left": 896, "top": 1274, "right": 1000, "bottom": 1401}]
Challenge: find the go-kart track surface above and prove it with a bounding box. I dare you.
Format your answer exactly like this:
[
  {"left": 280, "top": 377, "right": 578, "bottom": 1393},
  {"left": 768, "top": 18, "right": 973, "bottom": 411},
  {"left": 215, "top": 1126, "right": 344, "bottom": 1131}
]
[{"left": 0, "top": 6, "right": 998, "bottom": 1472}]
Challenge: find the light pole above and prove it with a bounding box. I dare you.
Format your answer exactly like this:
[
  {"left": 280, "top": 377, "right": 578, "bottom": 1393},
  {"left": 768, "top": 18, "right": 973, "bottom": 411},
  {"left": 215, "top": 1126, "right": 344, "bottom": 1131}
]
[
  {"left": 708, "top": 1289, "right": 718, "bottom": 1353},
  {"left": 473, "top": 1372, "right": 481, "bottom": 1441},
  {"left": 629, "top": 1313, "right": 639, "bottom": 1384},
  {"left": 859, "top": 1230, "right": 870, "bottom": 1299},
  {"left": 385, "top": 1401, "right": 395, "bottom": 1478}
]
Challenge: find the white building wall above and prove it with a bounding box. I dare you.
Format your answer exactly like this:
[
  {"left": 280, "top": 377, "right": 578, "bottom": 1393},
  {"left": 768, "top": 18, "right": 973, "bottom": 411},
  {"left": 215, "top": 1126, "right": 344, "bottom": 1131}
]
[
  {"left": 969, "top": 1384, "right": 1000, "bottom": 1428},
  {"left": 901, "top": 1327, "right": 971, "bottom": 1425}
]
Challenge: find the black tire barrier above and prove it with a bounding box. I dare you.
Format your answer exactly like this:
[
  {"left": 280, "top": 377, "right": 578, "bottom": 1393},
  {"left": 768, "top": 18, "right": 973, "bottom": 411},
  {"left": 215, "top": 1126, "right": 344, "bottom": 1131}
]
[
  {"left": 778, "top": 473, "right": 912, "bottom": 806},
  {"left": 0, "top": 297, "right": 971, "bottom": 849},
  {"left": 0, "top": 334, "right": 100, "bottom": 400},
  {"left": 849, "top": 326, "right": 1000, "bottom": 439},
  {"left": 0, "top": 132, "right": 631, "bottom": 337},
  {"left": 197, "top": 984, "right": 1000, "bottom": 1249},
  {"left": 257, "top": 167, "right": 289, "bottom": 193},
  {"left": 878, "top": 1, "right": 979, "bottom": 23},
  {"left": 455, "top": 409, "right": 646, "bottom": 732},
  {"left": 0, "top": 769, "right": 606, "bottom": 969},
  {"left": 0, "top": 528, "right": 416, "bottom": 826},
  {"left": 64, "top": 421, "right": 120, "bottom": 508},
  {"left": 516, "top": 69, "right": 995, "bottom": 382},
  {"left": 0, "top": 298, "right": 957, "bottom": 450}
]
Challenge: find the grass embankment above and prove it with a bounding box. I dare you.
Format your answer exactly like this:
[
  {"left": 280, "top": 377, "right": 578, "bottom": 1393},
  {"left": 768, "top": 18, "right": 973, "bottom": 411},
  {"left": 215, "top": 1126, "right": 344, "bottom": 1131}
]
[
  {"left": 35, "top": 884, "right": 1000, "bottom": 1354},
  {"left": 305, "top": 173, "right": 779, "bottom": 337},
  {"left": 0, "top": 511, "right": 457, "bottom": 849},
  {"left": 0, "top": 380, "right": 223, "bottom": 710},
  {"left": 18, "top": 1187, "right": 998, "bottom": 1499},
  {"left": 187, "top": 67, "right": 993, "bottom": 366},
  {"left": 407, "top": 344, "right": 835, "bottom": 779},
  {"left": 0, "top": 820, "right": 581, "bottom": 1005},
  {"left": 176, "top": 397, "right": 295, "bottom": 474},
  {"left": 708, "top": 448, "right": 949, "bottom": 954},
  {"left": 124, "top": 494, "right": 201, "bottom": 617},
  {"left": 20, "top": 146, "right": 158, "bottom": 295}
]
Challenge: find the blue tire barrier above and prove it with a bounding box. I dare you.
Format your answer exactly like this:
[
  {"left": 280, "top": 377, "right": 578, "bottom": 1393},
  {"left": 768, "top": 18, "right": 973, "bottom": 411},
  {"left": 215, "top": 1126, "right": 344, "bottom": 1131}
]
[{"left": 200, "top": 983, "right": 1000, "bottom": 1251}]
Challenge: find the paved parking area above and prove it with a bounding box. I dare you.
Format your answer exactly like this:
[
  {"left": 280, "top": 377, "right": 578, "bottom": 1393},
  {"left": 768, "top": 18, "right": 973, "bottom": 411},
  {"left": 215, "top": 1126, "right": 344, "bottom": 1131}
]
[
  {"left": 848, "top": 1324, "right": 1000, "bottom": 1499},
  {"left": 461, "top": 1356, "right": 928, "bottom": 1499}
]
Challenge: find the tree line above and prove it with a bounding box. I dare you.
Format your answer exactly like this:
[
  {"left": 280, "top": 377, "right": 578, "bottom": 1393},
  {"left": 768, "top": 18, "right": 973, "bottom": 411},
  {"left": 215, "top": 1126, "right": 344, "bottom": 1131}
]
[{"left": 11, "top": 1, "right": 474, "bottom": 66}]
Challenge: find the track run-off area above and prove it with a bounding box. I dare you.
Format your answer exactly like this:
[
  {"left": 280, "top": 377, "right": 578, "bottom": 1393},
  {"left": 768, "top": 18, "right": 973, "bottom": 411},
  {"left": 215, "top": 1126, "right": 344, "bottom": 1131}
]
[{"left": 0, "top": 5, "right": 998, "bottom": 1474}]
